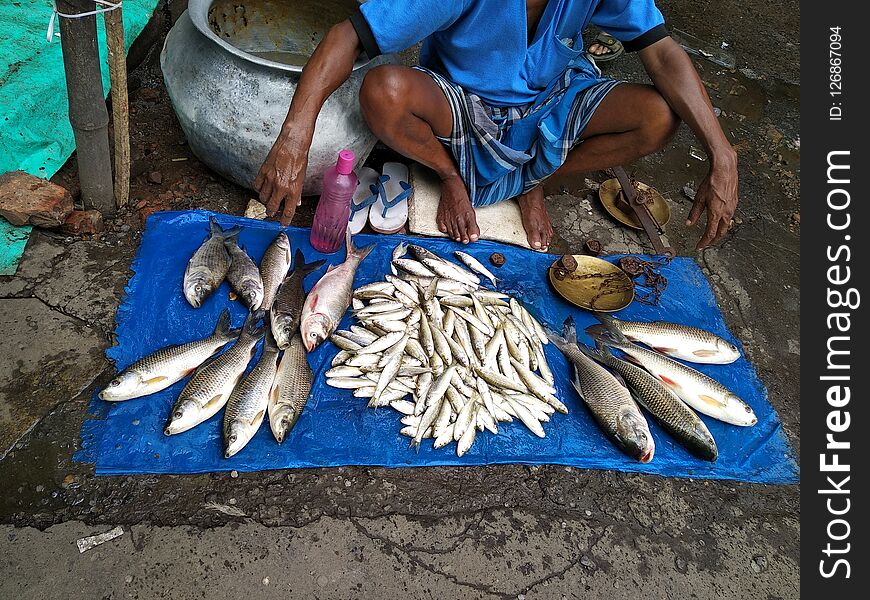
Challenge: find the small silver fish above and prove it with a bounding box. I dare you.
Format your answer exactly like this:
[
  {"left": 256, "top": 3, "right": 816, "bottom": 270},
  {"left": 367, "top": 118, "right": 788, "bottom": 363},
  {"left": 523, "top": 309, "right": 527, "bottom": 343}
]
[{"left": 454, "top": 251, "right": 499, "bottom": 287}]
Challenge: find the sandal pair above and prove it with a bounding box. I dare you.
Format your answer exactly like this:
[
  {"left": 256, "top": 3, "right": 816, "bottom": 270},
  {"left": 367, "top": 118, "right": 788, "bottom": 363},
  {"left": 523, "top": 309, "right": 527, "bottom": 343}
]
[{"left": 348, "top": 162, "right": 412, "bottom": 235}]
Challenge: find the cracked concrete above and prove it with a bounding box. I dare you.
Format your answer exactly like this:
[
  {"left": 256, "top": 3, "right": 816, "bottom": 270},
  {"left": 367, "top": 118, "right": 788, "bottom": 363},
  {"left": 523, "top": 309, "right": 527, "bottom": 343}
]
[{"left": 0, "top": 0, "right": 798, "bottom": 597}]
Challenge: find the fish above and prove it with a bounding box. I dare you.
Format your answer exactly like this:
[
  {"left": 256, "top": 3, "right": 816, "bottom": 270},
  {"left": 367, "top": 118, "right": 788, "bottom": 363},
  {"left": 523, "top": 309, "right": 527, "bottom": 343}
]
[
  {"left": 259, "top": 232, "right": 293, "bottom": 310},
  {"left": 183, "top": 217, "right": 237, "bottom": 308},
  {"left": 224, "top": 236, "right": 264, "bottom": 310},
  {"left": 164, "top": 312, "right": 265, "bottom": 435},
  {"left": 454, "top": 251, "right": 499, "bottom": 287},
  {"left": 99, "top": 309, "right": 238, "bottom": 401},
  {"left": 588, "top": 346, "right": 718, "bottom": 461},
  {"left": 391, "top": 242, "right": 409, "bottom": 275},
  {"left": 300, "top": 228, "right": 374, "bottom": 351},
  {"left": 588, "top": 324, "right": 757, "bottom": 426},
  {"left": 268, "top": 332, "right": 313, "bottom": 443},
  {"left": 223, "top": 329, "right": 280, "bottom": 457},
  {"left": 270, "top": 250, "right": 326, "bottom": 350},
  {"left": 550, "top": 317, "right": 655, "bottom": 462},
  {"left": 393, "top": 258, "right": 436, "bottom": 277},
  {"left": 588, "top": 313, "right": 740, "bottom": 364}
]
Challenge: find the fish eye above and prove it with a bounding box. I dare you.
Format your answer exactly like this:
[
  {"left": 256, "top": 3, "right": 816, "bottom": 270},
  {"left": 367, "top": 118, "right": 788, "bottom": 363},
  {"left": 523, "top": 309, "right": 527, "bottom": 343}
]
[
  {"left": 110, "top": 379, "right": 120, "bottom": 387},
  {"left": 174, "top": 410, "right": 183, "bottom": 419},
  {"left": 229, "top": 434, "right": 237, "bottom": 443},
  {"left": 195, "top": 284, "right": 202, "bottom": 292}
]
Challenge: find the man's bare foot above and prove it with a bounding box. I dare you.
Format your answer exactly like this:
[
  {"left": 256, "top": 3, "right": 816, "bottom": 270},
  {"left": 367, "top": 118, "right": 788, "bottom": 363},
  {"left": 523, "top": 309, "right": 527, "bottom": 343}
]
[
  {"left": 437, "top": 175, "right": 480, "bottom": 244},
  {"left": 517, "top": 186, "right": 553, "bottom": 251}
]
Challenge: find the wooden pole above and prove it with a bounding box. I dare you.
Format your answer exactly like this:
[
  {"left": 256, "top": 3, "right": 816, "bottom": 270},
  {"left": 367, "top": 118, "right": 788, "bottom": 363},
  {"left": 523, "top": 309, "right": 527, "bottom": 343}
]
[
  {"left": 104, "top": 5, "right": 130, "bottom": 207},
  {"left": 57, "top": 0, "right": 115, "bottom": 215}
]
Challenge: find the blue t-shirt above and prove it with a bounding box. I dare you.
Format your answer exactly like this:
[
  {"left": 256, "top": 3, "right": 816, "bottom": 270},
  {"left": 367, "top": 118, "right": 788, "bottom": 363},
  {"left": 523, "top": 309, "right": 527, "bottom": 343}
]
[{"left": 357, "top": 0, "right": 666, "bottom": 106}]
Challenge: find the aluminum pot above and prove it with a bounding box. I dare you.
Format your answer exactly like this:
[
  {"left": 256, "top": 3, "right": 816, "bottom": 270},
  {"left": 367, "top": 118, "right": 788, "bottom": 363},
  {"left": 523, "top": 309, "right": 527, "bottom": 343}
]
[{"left": 160, "top": 0, "right": 396, "bottom": 195}]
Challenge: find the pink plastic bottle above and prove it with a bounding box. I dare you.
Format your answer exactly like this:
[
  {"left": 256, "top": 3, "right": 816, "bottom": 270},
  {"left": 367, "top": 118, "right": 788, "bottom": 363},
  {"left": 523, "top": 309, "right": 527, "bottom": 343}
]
[{"left": 310, "top": 150, "right": 359, "bottom": 253}]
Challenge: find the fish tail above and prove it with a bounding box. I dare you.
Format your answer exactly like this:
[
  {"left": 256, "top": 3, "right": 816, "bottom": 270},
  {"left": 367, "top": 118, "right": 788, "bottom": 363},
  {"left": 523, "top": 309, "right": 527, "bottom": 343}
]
[
  {"left": 263, "top": 325, "right": 279, "bottom": 352},
  {"left": 209, "top": 215, "right": 221, "bottom": 236},
  {"left": 222, "top": 225, "right": 241, "bottom": 243},
  {"left": 214, "top": 308, "right": 233, "bottom": 337},
  {"left": 295, "top": 249, "right": 326, "bottom": 277},
  {"left": 593, "top": 312, "right": 619, "bottom": 328},
  {"left": 347, "top": 227, "right": 375, "bottom": 261},
  {"left": 243, "top": 309, "right": 266, "bottom": 337},
  {"left": 562, "top": 316, "right": 578, "bottom": 344},
  {"left": 585, "top": 320, "right": 630, "bottom": 348}
]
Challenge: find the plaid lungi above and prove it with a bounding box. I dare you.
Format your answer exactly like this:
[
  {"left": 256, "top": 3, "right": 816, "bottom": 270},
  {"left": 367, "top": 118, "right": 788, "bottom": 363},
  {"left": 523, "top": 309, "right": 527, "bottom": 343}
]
[{"left": 415, "top": 62, "right": 620, "bottom": 207}]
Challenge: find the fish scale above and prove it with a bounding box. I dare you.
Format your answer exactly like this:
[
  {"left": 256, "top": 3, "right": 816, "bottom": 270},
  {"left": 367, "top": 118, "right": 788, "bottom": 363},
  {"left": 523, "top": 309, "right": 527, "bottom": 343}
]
[
  {"left": 163, "top": 316, "right": 263, "bottom": 435},
  {"left": 223, "top": 334, "right": 280, "bottom": 457},
  {"left": 590, "top": 347, "right": 718, "bottom": 461}
]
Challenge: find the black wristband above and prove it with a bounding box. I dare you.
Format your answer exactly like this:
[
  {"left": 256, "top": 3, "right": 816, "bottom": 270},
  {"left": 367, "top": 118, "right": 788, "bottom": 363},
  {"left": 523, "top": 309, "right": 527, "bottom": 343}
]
[{"left": 622, "top": 23, "right": 669, "bottom": 52}]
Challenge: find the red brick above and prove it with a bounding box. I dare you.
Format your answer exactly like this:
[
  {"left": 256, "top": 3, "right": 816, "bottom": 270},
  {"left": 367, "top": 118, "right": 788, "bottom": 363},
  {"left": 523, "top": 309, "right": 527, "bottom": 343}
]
[{"left": 0, "top": 171, "right": 74, "bottom": 227}]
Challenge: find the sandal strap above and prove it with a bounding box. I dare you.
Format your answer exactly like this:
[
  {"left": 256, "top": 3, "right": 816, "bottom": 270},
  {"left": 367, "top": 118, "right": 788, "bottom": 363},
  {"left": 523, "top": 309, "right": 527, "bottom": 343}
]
[
  {"left": 378, "top": 179, "right": 412, "bottom": 219},
  {"left": 349, "top": 185, "right": 379, "bottom": 218}
]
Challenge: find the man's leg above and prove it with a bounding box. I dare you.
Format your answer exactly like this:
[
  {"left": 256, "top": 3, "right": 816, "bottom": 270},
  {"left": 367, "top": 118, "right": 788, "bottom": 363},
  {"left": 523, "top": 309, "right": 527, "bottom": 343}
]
[
  {"left": 522, "top": 83, "right": 680, "bottom": 250},
  {"left": 359, "top": 65, "right": 480, "bottom": 244}
]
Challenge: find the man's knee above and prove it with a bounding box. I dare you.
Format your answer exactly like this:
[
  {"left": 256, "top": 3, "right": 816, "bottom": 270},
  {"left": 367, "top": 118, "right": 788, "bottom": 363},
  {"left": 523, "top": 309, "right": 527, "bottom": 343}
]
[
  {"left": 639, "top": 90, "right": 680, "bottom": 154},
  {"left": 359, "top": 65, "right": 409, "bottom": 123}
]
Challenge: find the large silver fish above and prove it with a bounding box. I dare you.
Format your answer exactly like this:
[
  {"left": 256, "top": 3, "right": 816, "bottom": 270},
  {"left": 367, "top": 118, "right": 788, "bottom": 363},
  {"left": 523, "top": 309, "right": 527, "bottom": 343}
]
[
  {"left": 268, "top": 332, "right": 313, "bottom": 443},
  {"left": 587, "top": 346, "right": 718, "bottom": 462},
  {"left": 550, "top": 318, "right": 654, "bottom": 463},
  {"left": 588, "top": 324, "right": 757, "bottom": 426},
  {"left": 270, "top": 250, "right": 325, "bottom": 350},
  {"left": 99, "top": 309, "right": 238, "bottom": 401},
  {"left": 183, "top": 217, "right": 237, "bottom": 308},
  {"left": 225, "top": 237, "right": 264, "bottom": 310},
  {"left": 588, "top": 313, "right": 740, "bottom": 364},
  {"left": 259, "top": 232, "right": 293, "bottom": 310},
  {"left": 164, "top": 312, "right": 264, "bottom": 435},
  {"left": 300, "top": 229, "right": 374, "bottom": 351},
  {"left": 223, "top": 330, "right": 280, "bottom": 457}
]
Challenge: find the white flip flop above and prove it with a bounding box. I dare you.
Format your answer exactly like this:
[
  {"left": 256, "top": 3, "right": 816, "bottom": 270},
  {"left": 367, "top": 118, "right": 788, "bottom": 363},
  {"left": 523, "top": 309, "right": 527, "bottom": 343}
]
[
  {"left": 369, "top": 162, "right": 411, "bottom": 234},
  {"left": 348, "top": 167, "right": 380, "bottom": 235}
]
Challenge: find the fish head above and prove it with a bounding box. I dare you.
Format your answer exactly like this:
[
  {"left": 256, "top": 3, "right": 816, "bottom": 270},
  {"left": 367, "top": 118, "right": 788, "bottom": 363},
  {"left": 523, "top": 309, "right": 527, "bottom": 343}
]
[
  {"left": 301, "top": 313, "right": 331, "bottom": 352},
  {"left": 716, "top": 338, "right": 742, "bottom": 362},
  {"left": 270, "top": 406, "right": 300, "bottom": 444},
  {"left": 184, "top": 272, "right": 214, "bottom": 308},
  {"left": 725, "top": 393, "right": 758, "bottom": 426},
  {"left": 164, "top": 398, "right": 200, "bottom": 435},
  {"left": 272, "top": 321, "right": 293, "bottom": 351},
  {"left": 239, "top": 281, "right": 264, "bottom": 311},
  {"left": 615, "top": 408, "right": 655, "bottom": 463},
  {"left": 98, "top": 371, "right": 143, "bottom": 401},
  {"left": 224, "top": 421, "right": 250, "bottom": 458}
]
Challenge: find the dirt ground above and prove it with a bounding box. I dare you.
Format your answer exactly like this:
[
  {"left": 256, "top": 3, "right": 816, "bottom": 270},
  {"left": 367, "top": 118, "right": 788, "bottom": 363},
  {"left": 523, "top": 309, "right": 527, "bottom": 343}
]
[{"left": 0, "top": 0, "right": 799, "bottom": 598}]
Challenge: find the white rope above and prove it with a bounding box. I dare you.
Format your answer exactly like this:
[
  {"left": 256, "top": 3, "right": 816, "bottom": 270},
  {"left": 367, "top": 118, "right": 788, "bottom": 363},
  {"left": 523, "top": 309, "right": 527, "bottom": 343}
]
[{"left": 47, "top": 1, "right": 123, "bottom": 42}]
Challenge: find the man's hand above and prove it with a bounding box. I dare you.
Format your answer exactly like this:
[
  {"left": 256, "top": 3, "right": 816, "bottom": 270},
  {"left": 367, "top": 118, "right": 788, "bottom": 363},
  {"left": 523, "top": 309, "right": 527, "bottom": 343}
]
[
  {"left": 254, "top": 128, "right": 312, "bottom": 227},
  {"left": 686, "top": 152, "right": 739, "bottom": 250}
]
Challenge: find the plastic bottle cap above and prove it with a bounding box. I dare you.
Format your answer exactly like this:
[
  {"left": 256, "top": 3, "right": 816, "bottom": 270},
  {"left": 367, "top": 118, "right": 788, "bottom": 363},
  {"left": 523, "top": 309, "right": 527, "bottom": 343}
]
[{"left": 336, "top": 150, "right": 355, "bottom": 175}]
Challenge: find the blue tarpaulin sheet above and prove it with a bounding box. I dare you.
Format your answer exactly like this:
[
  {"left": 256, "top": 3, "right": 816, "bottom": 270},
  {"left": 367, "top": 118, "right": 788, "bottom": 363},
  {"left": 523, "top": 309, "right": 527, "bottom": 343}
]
[{"left": 76, "top": 211, "right": 798, "bottom": 483}]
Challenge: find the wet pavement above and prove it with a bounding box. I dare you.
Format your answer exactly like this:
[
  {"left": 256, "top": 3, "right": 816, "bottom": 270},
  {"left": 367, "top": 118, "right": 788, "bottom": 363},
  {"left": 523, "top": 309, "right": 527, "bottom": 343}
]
[{"left": 0, "top": 0, "right": 799, "bottom": 597}]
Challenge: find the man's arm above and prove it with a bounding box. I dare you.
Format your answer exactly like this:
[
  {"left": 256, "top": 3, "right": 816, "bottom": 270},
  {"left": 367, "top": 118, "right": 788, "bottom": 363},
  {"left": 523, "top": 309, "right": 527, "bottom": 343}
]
[
  {"left": 639, "top": 37, "right": 738, "bottom": 249},
  {"left": 254, "top": 20, "right": 363, "bottom": 226}
]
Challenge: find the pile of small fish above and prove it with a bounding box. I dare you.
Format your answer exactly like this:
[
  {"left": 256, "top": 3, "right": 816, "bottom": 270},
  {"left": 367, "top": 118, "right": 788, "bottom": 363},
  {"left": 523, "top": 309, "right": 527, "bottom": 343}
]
[
  {"left": 547, "top": 312, "right": 756, "bottom": 463},
  {"left": 100, "top": 218, "right": 331, "bottom": 458},
  {"left": 325, "top": 243, "right": 564, "bottom": 456}
]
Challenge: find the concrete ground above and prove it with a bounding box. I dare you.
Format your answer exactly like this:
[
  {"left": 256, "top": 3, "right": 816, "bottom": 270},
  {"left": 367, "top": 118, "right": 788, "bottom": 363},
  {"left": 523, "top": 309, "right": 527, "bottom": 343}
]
[{"left": 0, "top": 0, "right": 799, "bottom": 598}]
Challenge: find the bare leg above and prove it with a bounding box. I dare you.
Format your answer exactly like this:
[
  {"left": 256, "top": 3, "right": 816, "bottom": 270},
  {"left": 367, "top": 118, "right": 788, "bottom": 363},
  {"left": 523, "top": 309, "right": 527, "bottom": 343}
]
[
  {"left": 359, "top": 66, "right": 480, "bottom": 244},
  {"left": 512, "top": 84, "right": 679, "bottom": 250}
]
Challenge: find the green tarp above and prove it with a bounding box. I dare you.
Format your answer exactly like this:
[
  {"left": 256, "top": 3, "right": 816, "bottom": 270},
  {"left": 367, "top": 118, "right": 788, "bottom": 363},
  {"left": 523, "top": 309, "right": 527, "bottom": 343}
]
[{"left": 0, "top": 0, "right": 160, "bottom": 273}]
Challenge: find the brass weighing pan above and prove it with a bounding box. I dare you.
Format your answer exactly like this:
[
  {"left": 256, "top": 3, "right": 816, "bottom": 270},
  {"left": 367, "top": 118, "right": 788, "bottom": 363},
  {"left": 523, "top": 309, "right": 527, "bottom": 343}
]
[
  {"left": 548, "top": 255, "right": 634, "bottom": 312},
  {"left": 599, "top": 177, "right": 671, "bottom": 230}
]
